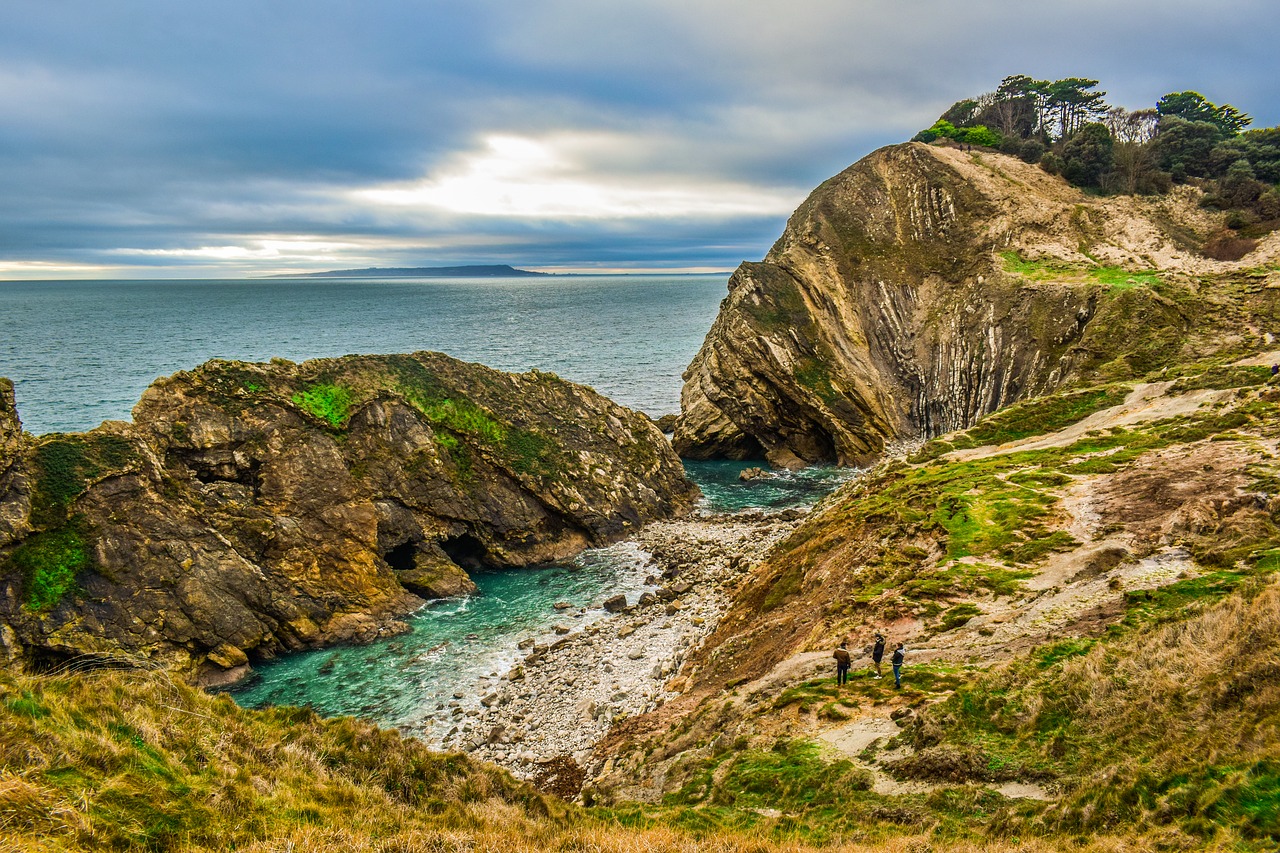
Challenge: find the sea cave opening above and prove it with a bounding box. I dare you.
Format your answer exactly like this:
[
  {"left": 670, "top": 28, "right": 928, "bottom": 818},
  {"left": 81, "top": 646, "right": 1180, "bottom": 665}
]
[
  {"left": 440, "top": 532, "right": 488, "bottom": 569},
  {"left": 383, "top": 541, "right": 417, "bottom": 572}
]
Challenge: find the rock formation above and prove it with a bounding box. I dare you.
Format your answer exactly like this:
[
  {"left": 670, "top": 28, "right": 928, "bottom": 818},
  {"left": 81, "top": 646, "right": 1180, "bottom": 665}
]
[
  {"left": 675, "top": 142, "right": 1280, "bottom": 467},
  {"left": 0, "top": 353, "right": 698, "bottom": 683}
]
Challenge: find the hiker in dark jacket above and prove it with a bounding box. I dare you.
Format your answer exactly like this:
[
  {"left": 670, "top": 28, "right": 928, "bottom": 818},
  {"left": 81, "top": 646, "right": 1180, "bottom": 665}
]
[
  {"left": 892, "top": 643, "right": 905, "bottom": 688},
  {"left": 833, "top": 640, "right": 851, "bottom": 685},
  {"left": 871, "top": 633, "right": 886, "bottom": 678}
]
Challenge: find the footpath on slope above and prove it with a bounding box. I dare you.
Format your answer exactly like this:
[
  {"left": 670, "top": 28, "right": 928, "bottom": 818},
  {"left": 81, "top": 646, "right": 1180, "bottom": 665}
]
[{"left": 624, "top": 374, "right": 1280, "bottom": 807}]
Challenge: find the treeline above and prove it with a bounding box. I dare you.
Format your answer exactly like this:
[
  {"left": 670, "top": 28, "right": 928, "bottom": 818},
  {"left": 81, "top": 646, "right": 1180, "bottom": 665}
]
[{"left": 914, "top": 75, "right": 1280, "bottom": 247}]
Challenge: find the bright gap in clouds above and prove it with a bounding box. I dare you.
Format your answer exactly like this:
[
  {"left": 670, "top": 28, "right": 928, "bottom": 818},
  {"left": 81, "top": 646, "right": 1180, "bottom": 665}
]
[
  {"left": 114, "top": 238, "right": 365, "bottom": 261},
  {"left": 355, "top": 133, "right": 802, "bottom": 218}
]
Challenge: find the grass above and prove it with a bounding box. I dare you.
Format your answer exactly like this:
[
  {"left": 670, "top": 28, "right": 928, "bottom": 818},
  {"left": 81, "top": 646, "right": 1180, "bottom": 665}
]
[
  {"left": 389, "top": 355, "right": 562, "bottom": 480},
  {"left": 901, "top": 578, "right": 1280, "bottom": 845},
  {"left": 291, "top": 382, "right": 357, "bottom": 428},
  {"left": 1000, "top": 250, "right": 1160, "bottom": 290},
  {"left": 8, "top": 526, "right": 90, "bottom": 610},
  {"left": 910, "top": 384, "right": 1130, "bottom": 462},
  {"left": 0, "top": 668, "right": 1094, "bottom": 853},
  {"left": 30, "top": 434, "right": 135, "bottom": 525},
  {"left": 0, "top": 666, "right": 563, "bottom": 852}
]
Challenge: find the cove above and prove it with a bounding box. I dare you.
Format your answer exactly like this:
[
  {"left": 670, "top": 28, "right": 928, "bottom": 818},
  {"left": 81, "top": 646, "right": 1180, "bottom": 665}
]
[{"left": 228, "top": 463, "right": 855, "bottom": 741}]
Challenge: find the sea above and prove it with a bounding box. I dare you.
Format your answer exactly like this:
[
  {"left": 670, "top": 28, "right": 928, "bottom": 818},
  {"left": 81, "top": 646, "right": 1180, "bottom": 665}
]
[{"left": 0, "top": 274, "right": 853, "bottom": 738}]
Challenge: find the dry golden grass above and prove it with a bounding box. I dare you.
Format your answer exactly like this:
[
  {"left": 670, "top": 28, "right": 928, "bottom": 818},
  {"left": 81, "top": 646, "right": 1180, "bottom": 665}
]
[{"left": 0, "top": 660, "right": 1242, "bottom": 853}]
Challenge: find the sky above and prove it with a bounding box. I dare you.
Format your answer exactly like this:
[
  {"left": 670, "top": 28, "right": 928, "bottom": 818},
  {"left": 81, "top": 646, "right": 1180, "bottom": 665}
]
[{"left": 0, "top": 0, "right": 1276, "bottom": 279}]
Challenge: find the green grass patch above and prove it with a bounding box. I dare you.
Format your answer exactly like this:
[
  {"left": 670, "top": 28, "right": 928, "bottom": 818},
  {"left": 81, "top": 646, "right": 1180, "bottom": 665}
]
[
  {"left": 31, "top": 434, "right": 135, "bottom": 525},
  {"left": 9, "top": 527, "right": 90, "bottom": 610},
  {"left": 389, "top": 356, "right": 561, "bottom": 479},
  {"left": 1001, "top": 251, "right": 1160, "bottom": 289},
  {"left": 937, "top": 602, "right": 983, "bottom": 632},
  {"left": 951, "top": 385, "right": 1131, "bottom": 450},
  {"left": 291, "top": 382, "right": 357, "bottom": 428},
  {"left": 1170, "top": 364, "right": 1275, "bottom": 392}
]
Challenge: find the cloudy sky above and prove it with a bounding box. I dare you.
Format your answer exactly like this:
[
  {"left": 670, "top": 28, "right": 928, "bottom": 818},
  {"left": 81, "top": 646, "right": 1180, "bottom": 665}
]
[{"left": 1, "top": 0, "right": 1276, "bottom": 278}]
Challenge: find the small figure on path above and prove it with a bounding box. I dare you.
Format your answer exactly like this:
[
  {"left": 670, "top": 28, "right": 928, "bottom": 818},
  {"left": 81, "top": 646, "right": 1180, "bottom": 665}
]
[
  {"left": 871, "top": 633, "right": 886, "bottom": 678},
  {"left": 1272, "top": 363, "right": 1279, "bottom": 377},
  {"left": 892, "top": 643, "right": 905, "bottom": 688},
  {"left": 833, "top": 640, "right": 851, "bottom": 686}
]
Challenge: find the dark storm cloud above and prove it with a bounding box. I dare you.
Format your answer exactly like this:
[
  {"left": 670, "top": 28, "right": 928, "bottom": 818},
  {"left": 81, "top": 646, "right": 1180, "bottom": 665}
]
[{"left": 0, "top": 0, "right": 1275, "bottom": 276}]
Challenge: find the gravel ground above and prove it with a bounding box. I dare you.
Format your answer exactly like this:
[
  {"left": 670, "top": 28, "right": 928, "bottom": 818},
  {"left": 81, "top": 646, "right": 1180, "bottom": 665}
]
[{"left": 441, "top": 510, "right": 801, "bottom": 783}]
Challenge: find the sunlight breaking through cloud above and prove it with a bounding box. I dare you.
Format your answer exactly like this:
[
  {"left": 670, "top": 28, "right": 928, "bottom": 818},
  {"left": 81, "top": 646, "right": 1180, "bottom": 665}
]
[{"left": 354, "top": 134, "right": 801, "bottom": 219}]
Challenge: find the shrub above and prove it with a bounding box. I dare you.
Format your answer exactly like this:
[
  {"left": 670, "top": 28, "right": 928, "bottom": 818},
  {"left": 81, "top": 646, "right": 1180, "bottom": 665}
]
[{"left": 1018, "top": 139, "right": 1045, "bottom": 163}]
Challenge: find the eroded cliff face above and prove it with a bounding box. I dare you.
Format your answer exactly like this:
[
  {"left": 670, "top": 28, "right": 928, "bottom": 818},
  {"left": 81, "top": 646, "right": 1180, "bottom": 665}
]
[
  {"left": 675, "top": 142, "right": 1280, "bottom": 466},
  {"left": 0, "top": 353, "right": 698, "bottom": 683}
]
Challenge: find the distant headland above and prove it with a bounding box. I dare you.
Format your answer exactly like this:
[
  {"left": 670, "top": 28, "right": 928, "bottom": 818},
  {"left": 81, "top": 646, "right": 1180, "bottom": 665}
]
[{"left": 268, "top": 264, "right": 550, "bottom": 279}]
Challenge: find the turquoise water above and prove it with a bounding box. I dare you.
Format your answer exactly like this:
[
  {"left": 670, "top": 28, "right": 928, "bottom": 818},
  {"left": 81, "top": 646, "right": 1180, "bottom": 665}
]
[
  {"left": 0, "top": 275, "right": 726, "bottom": 435},
  {"left": 230, "top": 541, "right": 657, "bottom": 741},
  {"left": 682, "top": 460, "right": 858, "bottom": 513}
]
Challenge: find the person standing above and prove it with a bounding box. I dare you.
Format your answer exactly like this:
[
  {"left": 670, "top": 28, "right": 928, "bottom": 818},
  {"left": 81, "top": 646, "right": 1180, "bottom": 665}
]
[
  {"left": 871, "top": 633, "right": 886, "bottom": 678},
  {"left": 892, "top": 643, "right": 905, "bottom": 688},
  {"left": 833, "top": 640, "right": 852, "bottom": 686}
]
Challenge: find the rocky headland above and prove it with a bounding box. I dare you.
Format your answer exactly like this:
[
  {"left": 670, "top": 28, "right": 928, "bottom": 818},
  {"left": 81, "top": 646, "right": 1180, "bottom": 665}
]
[
  {"left": 675, "top": 142, "right": 1280, "bottom": 467},
  {"left": 0, "top": 353, "right": 697, "bottom": 684}
]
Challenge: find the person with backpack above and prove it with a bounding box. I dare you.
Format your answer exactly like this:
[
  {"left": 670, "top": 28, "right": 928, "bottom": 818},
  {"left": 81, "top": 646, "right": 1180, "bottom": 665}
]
[
  {"left": 833, "top": 639, "right": 852, "bottom": 685},
  {"left": 871, "top": 633, "right": 886, "bottom": 678},
  {"left": 892, "top": 643, "right": 905, "bottom": 688}
]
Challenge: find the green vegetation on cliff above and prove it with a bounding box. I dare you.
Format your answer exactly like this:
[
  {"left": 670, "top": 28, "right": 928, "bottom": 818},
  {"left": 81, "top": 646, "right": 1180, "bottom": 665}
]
[
  {"left": 9, "top": 527, "right": 89, "bottom": 611},
  {"left": 291, "top": 382, "right": 357, "bottom": 428}
]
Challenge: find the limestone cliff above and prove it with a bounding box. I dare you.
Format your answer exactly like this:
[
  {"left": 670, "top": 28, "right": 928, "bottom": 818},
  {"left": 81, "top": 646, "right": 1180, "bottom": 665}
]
[
  {"left": 0, "top": 353, "right": 697, "bottom": 683},
  {"left": 675, "top": 142, "right": 1280, "bottom": 466}
]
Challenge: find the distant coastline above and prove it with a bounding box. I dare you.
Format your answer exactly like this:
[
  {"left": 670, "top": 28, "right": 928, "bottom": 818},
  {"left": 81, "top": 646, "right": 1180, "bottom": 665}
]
[{"left": 267, "top": 264, "right": 551, "bottom": 279}]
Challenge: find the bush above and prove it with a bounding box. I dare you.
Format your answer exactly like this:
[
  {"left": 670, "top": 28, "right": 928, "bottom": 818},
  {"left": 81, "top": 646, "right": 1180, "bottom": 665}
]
[
  {"left": 1019, "top": 139, "right": 1045, "bottom": 163},
  {"left": 1040, "top": 152, "right": 1063, "bottom": 175},
  {"left": 1224, "top": 209, "right": 1253, "bottom": 230},
  {"left": 956, "top": 125, "right": 1002, "bottom": 148},
  {"left": 1257, "top": 189, "right": 1280, "bottom": 219}
]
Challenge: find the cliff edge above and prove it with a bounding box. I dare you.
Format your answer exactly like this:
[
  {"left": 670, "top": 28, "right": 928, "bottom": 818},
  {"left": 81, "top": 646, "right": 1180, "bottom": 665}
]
[{"left": 675, "top": 142, "right": 1280, "bottom": 467}]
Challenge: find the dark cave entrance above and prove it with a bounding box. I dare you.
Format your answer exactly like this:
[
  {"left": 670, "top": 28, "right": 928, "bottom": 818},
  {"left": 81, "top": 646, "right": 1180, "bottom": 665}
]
[
  {"left": 440, "top": 532, "right": 488, "bottom": 569},
  {"left": 383, "top": 541, "right": 417, "bottom": 572}
]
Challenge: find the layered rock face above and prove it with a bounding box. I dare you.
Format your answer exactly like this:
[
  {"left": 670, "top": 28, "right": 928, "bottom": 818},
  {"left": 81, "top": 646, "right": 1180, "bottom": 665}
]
[
  {"left": 0, "top": 353, "right": 698, "bottom": 683},
  {"left": 675, "top": 142, "right": 1280, "bottom": 466}
]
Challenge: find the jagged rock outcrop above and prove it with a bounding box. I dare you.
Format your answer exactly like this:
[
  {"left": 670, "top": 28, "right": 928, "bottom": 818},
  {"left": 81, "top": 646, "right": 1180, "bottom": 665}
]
[
  {"left": 675, "top": 142, "right": 1280, "bottom": 466},
  {"left": 0, "top": 353, "right": 698, "bottom": 683}
]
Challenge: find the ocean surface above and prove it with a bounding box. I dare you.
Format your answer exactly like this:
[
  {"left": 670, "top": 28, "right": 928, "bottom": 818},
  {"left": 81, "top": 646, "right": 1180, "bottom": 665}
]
[
  {"left": 0, "top": 274, "right": 726, "bottom": 435},
  {"left": 1, "top": 274, "right": 854, "bottom": 735}
]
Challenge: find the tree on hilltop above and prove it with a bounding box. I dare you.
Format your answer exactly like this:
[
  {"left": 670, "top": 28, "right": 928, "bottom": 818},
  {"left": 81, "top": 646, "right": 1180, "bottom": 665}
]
[
  {"left": 1156, "top": 91, "right": 1252, "bottom": 136},
  {"left": 907, "top": 75, "right": 1277, "bottom": 238},
  {"left": 1043, "top": 78, "right": 1109, "bottom": 139}
]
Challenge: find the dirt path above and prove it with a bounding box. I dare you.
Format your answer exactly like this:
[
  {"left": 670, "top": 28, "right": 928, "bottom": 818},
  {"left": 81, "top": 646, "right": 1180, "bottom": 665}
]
[{"left": 946, "top": 382, "right": 1233, "bottom": 464}]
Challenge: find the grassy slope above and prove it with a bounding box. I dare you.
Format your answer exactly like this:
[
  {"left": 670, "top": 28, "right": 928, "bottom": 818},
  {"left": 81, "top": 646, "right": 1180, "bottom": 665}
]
[
  {"left": 0, "top": 668, "right": 1069, "bottom": 853},
  {"left": 596, "top": 365, "right": 1280, "bottom": 850}
]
